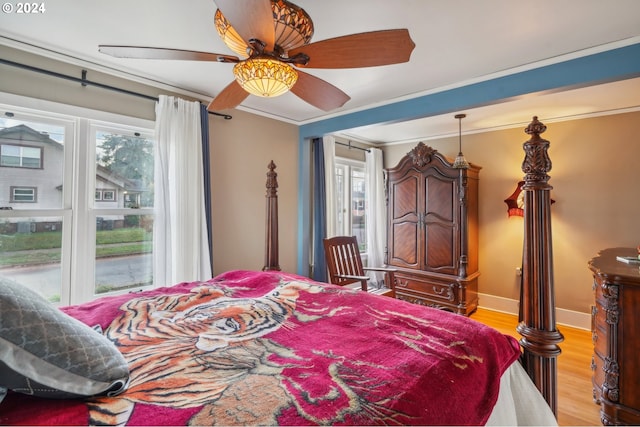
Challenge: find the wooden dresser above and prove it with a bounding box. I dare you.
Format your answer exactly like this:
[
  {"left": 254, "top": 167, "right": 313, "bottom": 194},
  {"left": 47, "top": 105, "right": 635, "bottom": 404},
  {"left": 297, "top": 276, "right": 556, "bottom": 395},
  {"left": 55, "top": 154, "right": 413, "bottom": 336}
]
[
  {"left": 385, "top": 143, "right": 480, "bottom": 315},
  {"left": 589, "top": 247, "right": 640, "bottom": 425}
]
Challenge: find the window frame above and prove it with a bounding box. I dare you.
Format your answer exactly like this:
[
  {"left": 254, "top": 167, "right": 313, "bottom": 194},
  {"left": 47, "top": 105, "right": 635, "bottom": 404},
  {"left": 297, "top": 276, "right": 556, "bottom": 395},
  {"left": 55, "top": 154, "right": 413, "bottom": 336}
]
[
  {"left": 101, "top": 189, "right": 115, "bottom": 201},
  {"left": 0, "top": 143, "right": 43, "bottom": 169},
  {"left": 88, "top": 122, "right": 155, "bottom": 299},
  {"left": 334, "top": 157, "right": 367, "bottom": 253},
  {"left": 0, "top": 93, "right": 155, "bottom": 306},
  {"left": 10, "top": 186, "right": 37, "bottom": 202}
]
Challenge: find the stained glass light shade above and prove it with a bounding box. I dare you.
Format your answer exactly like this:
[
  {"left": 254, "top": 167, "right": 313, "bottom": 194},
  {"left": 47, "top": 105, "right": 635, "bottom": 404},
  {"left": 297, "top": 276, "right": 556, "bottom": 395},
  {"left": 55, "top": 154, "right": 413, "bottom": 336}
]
[
  {"left": 272, "top": 0, "right": 314, "bottom": 51},
  {"left": 214, "top": 0, "right": 313, "bottom": 57},
  {"left": 233, "top": 58, "right": 298, "bottom": 97},
  {"left": 452, "top": 152, "right": 470, "bottom": 169},
  {"left": 214, "top": 9, "right": 248, "bottom": 58}
]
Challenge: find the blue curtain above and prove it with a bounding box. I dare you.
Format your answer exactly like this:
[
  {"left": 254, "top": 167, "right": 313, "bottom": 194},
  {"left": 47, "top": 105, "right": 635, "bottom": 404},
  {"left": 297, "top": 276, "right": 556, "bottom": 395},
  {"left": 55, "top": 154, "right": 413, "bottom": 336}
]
[
  {"left": 312, "top": 138, "right": 327, "bottom": 282},
  {"left": 200, "top": 104, "right": 213, "bottom": 273}
]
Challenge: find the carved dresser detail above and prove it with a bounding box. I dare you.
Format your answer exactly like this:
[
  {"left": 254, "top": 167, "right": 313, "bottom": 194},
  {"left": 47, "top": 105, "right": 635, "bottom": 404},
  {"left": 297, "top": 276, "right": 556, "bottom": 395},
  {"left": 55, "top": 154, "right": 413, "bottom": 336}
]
[
  {"left": 589, "top": 247, "right": 640, "bottom": 425},
  {"left": 385, "top": 143, "right": 480, "bottom": 315}
]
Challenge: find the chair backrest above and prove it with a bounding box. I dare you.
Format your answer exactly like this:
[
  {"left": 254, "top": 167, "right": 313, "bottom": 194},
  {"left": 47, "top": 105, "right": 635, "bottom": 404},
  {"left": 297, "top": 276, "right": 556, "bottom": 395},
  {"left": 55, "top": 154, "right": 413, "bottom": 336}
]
[{"left": 323, "top": 236, "right": 365, "bottom": 286}]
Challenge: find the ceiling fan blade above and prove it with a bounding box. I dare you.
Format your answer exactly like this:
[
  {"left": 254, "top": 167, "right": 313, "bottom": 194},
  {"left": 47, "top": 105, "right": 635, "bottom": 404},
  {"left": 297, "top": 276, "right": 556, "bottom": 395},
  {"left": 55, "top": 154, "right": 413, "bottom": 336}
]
[
  {"left": 215, "top": 0, "right": 275, "bottom": 51},
  {"left": 289, "top": 29, "right": 415, "bottom": 69},
  {"left": 99, "top": 45, "right": 239, "bottom": 62},
  {"left": 208, "top": 80, "right": 250, "bottom": 111},
  {"left": 291, "top": 70, "right": 350, "bottom": 111}
]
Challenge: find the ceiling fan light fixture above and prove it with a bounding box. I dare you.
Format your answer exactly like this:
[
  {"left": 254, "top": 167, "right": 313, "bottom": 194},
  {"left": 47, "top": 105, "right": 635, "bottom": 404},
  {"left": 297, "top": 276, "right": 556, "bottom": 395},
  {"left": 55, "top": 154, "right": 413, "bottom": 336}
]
[
  {"left": 214, "top": 9, "right": 249, "bottom": 57},
  {"left": 272, "top": 0, "right": 314, "bottom": 52},
  {"left": 233, "top": 57, "right": 298, "bottom": 98}
]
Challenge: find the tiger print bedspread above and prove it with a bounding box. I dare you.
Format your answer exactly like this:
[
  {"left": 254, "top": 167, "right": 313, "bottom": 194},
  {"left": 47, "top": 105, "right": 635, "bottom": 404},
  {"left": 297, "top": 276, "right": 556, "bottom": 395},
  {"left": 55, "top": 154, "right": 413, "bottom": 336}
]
[{"left": 0, "top": 270, "right": 521, "bottom": 426}]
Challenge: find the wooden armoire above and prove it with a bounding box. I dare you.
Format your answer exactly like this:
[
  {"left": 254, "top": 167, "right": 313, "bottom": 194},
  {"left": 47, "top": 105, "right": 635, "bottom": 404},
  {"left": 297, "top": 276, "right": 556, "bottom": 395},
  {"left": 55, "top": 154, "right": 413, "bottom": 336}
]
[{"left": 385, "top": 142, "right": 480, "bottom": 315}]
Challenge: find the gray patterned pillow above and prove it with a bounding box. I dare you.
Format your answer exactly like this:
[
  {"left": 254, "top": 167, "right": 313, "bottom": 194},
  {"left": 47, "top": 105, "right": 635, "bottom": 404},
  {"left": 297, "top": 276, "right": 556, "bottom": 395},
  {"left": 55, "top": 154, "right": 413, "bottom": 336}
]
[{"left": 0, "top": 277, "right": 129, "bottom": 402}]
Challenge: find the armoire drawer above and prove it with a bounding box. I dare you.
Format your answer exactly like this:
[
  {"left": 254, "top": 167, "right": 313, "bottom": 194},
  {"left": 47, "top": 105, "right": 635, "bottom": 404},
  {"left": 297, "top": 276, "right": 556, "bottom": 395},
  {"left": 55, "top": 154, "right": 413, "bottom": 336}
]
[
  {"left": 592, "top": 353, "right": 605, "bottom": 400},
  {"left": 395, "top": 274, "right": 458, "bottom": 303},
  {"left": 592, "top": 323, "right": 609, "bottom": 361},
  {"left": 393, "top": 272, "right": 478, "bottom": 315}
]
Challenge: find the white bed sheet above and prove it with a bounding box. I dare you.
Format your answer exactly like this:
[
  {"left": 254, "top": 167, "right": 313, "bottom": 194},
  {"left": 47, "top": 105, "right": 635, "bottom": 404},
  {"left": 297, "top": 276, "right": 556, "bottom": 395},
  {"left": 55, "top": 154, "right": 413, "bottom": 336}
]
[{"left": 486, "top": 362, "right": 558, "bottom": 426}]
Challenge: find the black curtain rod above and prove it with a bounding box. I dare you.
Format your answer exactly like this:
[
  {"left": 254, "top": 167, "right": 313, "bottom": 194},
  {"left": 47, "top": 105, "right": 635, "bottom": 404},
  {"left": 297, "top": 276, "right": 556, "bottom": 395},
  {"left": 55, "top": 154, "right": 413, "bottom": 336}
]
[
  {"left": 0, "top": 58, "right": 232, "bottom": 120},
  {"left": 335, "top": 140, "right": 370, "bottom": 153}
]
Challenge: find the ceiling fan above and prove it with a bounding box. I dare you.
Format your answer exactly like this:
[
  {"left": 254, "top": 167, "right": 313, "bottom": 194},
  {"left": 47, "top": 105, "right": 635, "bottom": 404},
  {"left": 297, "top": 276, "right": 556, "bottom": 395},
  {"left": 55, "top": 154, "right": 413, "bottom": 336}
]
[{"left": 99, "top": 0, "right": 415, "bottom": 113}]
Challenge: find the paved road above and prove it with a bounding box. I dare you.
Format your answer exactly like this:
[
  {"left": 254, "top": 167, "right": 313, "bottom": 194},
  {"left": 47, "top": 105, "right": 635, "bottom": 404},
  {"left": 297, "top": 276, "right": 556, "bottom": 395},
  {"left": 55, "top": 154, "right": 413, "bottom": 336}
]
[{"left": 0, "top": 254, "right": 152, "bottom": 301}]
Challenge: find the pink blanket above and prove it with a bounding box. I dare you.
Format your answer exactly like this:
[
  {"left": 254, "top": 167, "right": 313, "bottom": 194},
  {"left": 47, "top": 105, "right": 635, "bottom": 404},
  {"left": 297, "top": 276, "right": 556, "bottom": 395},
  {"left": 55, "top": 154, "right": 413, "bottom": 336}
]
[{"left": 1, "top": 270, "right": 520, "bottom": 425}]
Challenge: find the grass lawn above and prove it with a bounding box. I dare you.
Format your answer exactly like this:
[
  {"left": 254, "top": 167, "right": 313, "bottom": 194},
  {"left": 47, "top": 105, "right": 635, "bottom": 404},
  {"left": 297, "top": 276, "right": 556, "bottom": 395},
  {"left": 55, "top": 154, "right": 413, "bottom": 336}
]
[{"left": 0, "top": 228, "right": 152, "bottom": 267}]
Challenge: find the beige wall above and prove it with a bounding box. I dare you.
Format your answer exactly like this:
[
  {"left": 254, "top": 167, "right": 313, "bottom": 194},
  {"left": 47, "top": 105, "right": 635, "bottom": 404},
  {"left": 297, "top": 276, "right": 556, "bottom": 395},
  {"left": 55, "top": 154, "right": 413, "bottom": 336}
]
[
  {"left": 0, "top": 45, "right": 300, "bottom": 275},
  {"left": 383, "top": 111, "right": 640, "bottom": 315},
  {"left": 208, "top": 109, "right": 298, "bottom": 274}
]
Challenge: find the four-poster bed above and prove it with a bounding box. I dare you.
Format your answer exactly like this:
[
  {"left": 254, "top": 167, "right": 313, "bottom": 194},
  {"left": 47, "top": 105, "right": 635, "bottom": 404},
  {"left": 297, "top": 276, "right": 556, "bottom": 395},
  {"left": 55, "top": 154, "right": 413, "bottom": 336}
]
[
  {"left": 0, "top": 137, "right": 560, "bottom": 425},
  {"left": 516, "top": 117, "right": 564, "bottom": 415}
]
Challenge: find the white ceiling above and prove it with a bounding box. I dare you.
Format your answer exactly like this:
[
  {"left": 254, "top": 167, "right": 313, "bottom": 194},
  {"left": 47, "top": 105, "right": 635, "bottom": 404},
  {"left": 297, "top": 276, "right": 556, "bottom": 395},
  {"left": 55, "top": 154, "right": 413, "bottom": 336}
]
[
  {"left": 335, "top": 77, "right": 640, "bottom": 145},
  {"left": 1, "top": 0, "right": 639, "bottom": 142}
]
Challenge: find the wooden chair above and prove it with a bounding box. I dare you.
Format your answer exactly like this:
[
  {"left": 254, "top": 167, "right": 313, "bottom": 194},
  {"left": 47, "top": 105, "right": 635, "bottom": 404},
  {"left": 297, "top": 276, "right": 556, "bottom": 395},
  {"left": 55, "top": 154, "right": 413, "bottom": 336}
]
[{"left": 323, "top": 235, "right": 396, "bottom": 298}]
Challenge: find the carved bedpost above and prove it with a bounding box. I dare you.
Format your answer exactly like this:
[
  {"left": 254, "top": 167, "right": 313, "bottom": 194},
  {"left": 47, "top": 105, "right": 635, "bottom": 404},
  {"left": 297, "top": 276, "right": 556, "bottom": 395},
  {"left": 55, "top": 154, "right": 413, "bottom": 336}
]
[
  {"left": 263, "top": 161, "right": 280, "bottom": 271},
  {"left": 516, "top": 117, "right": 564, "bottom": 416}
]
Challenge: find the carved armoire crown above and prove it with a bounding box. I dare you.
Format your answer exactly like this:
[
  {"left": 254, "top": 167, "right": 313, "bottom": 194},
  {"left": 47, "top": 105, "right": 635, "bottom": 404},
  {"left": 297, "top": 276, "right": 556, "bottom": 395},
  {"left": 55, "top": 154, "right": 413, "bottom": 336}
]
[{"left": 385, "top": 143, "right": 480, "bottom": 315}]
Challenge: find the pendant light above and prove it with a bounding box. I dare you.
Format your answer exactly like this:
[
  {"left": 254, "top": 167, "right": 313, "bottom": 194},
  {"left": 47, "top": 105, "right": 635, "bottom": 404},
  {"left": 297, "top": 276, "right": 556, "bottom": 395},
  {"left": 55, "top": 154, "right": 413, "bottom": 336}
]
[{"left": 452, "top": 113, "right": 470, "bottom": 169}]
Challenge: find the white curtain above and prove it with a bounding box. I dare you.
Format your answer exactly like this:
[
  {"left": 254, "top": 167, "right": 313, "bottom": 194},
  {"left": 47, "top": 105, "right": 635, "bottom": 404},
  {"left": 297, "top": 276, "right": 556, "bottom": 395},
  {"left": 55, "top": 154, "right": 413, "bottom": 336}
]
[
  {"left": 323, "top": 135, "right": 338, "bottom": 238},
  {"left": 365, "top": 147, "right": 387, "bottom": 278},
  {"left": 154, "top": 95, "right": 212, "bottom": 286}
]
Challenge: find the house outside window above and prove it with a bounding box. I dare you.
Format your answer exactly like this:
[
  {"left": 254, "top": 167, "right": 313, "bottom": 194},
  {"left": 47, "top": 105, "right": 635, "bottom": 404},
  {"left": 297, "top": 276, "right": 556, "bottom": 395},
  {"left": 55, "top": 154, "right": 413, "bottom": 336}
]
[
  {"left": 335, "top": 158, "right": 367, "bottom": 252},
  {"left": 0, "top": 98, "right": 154, "bottom": 305}
]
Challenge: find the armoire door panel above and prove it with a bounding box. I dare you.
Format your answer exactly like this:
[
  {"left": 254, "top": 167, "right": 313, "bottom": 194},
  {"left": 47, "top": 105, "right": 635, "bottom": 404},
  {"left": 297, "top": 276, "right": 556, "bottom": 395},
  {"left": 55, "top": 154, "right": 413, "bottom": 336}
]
[
  {"left": 390, "top": 221, "right": 419, "bottom": 267},
  {"left": 422, "top": 169, "right": 457, "bottom": 274},
  {"left": 392, "top": 175, "right": 419, "bottom": 219},
  {"left": 425, "top": 224, "right": 456, "bottom": 272},
  {"left": 424, "top": 174, "right": 455, "bottom": 222}
]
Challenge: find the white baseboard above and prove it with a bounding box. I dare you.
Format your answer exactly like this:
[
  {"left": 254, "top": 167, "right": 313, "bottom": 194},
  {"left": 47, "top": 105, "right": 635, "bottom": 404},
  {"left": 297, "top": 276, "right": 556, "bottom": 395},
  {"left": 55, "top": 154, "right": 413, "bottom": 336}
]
[{"left": 478, "top": 293, "right": 591, "bottom": 331}]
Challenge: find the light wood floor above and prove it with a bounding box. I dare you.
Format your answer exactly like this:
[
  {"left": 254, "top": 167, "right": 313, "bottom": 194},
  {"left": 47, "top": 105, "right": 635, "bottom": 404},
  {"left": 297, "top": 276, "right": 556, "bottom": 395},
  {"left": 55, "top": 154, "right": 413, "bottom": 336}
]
[{"left": 470, "top": 308, "right": 602, "bottom": 426}]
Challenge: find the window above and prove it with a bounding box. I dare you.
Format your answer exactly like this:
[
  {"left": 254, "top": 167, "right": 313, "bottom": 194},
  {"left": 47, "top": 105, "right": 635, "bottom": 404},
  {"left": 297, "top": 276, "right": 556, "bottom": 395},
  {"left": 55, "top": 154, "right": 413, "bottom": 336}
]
[
  {"left": 0, "top": 96, "right": 154, "bottom": 305},
  {"left": 10, "top": 186, "right": 37, "bottom": 202},
  {"left": 93, "top": 126, "right": 154, "bottom": 296},
  {"left": 335, "top": 158, "right": 367, "bottom": 252},
  {"left": 0, "top": 144, "right": 42, "bottom": 168}
]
